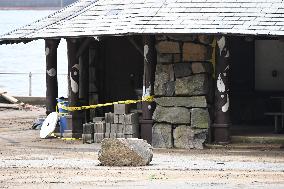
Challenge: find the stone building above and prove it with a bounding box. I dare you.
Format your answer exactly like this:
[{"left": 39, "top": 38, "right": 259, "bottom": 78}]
[{"left": 1, "top": 0, "right": 284, "bottom": 149}]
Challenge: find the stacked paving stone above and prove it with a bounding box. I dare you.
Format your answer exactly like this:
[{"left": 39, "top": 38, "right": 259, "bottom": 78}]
[
  {"left": 83, "top": 104, "right": 140, "bottom": 144},
  {"left": 82, "top": 122, "right": 94, "bottom": 144},
  {"left": 152, "top": 34, "right": 214, "bottom": 149}
]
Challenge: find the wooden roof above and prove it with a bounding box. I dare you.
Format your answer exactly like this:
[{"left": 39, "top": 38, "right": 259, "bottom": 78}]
[{"left": 1, "top": 0, "right": 284, "bottom": 42}]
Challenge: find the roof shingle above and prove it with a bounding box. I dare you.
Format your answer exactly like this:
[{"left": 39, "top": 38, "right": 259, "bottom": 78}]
[{"left": 1, "top": 0, "right": 284, "bottom": 42}]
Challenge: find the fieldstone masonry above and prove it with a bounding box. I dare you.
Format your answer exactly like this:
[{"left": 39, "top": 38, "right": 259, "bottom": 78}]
[{"left": 152, "top": 34, "right": 214, "bottom": 149}]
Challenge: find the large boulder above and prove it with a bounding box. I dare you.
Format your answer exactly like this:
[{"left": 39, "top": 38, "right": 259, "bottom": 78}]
[
  {"left": 153, "top": 106, "right": 191, "bottom": 124},
  {"left": 156, "top": 41, "right": 180, "bottom": 54},
  {"left": 152, "top": 123, "right": 173, "bottom": 148},
  {"left": 191, "top": 62, "right": 213, "bottom": 74},
  {"left": 173, "top": 63, "right": 192, "bottom": 78},
  {"left": 154, "top": 64, "right": 175, "bottom": 96},
  {"left": 98, "top": 138, "right": 153, "bottom": 166},
  {"left": 173, "top": 126, "right": 207, "bottom": 149},
  {"left": 175, "top": 74, "right": 208, "bottom": 96},
  {"left": 198, "top": 35, "right": 214, "bottom": 45},
  {"left": 183, "top": 43, "right": 212, "bottom": 61},
  {"left": 167, "top": 35, "right": 197, "bottom": 42},
  {"left": 191, "top": 108, "right": 210, "bottom": 129},
  {"left": 155, "top": 96, "right": 207, "bottom": 108}
]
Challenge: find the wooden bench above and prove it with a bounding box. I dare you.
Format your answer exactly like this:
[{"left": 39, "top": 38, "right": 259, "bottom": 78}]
[{"left": 264, "top": 112, "right": 284, "bottom": 133}]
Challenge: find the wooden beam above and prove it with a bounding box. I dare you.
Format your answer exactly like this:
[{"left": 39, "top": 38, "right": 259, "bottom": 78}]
[
  {"left": 141, "top": 35, "right": 157, "bottom": 144},
  {"left": 212, "top": 36, "right": 231, "bottom": 143},
  {"left": 127, "top": 36, "right": 144, "bottom": 57},
  {"left": 79, "top": 39, "right": 90, "bottom": 122},
  {"left": 0, "top": 103, "right": 21, "bottom": 109},
  {"left": 89, "top": 41, "right": 99, "bottom": 118},
  {"left": 76, "top": 38, "right": 94, "bottom": 58},
  {"left": 67, "top": 38, "right": 83, "bottom": 138},
  {"left": 45, "top": 39, "right": 60, "bottom": 115}
]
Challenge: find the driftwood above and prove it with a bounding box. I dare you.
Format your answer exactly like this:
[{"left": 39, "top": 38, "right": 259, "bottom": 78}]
[
  {"left": 0, "top": 103, "right": 21, "bottom": 109},
  {"left": 0, "top": 88, "right": 24, "bottom": 106},
  {"left": 0, "top": 89, "right": 18, "bottom": 103}
]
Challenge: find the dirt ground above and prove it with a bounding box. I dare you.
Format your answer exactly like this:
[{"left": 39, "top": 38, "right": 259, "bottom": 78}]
[{"left": 0, "top": 107, "right": 284, "bottom": 189}]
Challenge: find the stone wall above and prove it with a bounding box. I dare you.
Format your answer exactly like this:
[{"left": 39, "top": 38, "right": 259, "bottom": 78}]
[{"left": 152, "top": 35, "right": 214, "bottom": 149}]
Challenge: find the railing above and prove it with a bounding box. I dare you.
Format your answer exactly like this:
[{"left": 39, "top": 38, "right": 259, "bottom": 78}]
[{"left": 0, "top": 72, "right": 67, "bottom": 96}]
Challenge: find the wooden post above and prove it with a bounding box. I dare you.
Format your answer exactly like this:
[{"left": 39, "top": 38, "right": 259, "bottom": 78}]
[
  {"left": 89, "top": 41, "right": 99, "bottom": 118},
  {"left": 79, "top": 39, "right": 90, "bottom": 122},
  {"left": 67, "top": 38, "right": 83, "bottom": 138},
  {"left": 212, "top": 36, "right": 231, "bottom": 143},
  {"left": 141, "top": 35, "right": 156, "bottom": 144},
  {"left": 45, "top": 39, "right": 60, "bottom": 115}
]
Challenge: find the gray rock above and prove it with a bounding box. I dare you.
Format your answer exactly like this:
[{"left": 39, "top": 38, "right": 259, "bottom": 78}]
[
  {"left": 104, "top": 133, "right": 110, "bottom": 138},
  {"left": 118, "top": 115, "right": 124, "bottom": 124},
  {"left": 123, "top": 113, "right": 139, "bottom": 124},
  {"left": 192, "top": 129, "right": 208, "bottom": 149},
  {"left": 114, "top": 115, "right": 119, "bottom": 124},
  {"left": 191, "top": 62, "right": 213, "bottom": 74},
  {"left": 116, "top": 124, "right": 124, "bottom": 133},
  {"left": 155, "top": 96, "right": 207, "bottom": 108},
  {"left": 94, "top": 121, "right": 105, "bottom": 133},
  {"left": 98, "top": 138, "right": 153, "bottom": 166},
  {"left": 173, "top": 53, "right": 181, "bottom": 63},
  {"left": 105, "top": 112, "right": 114, "bottom": 123},
  {"left": 173, "top": 125, "right": 193, "bottom": 149},
  {"left": 94, "top": 133, "right": 104, "bottom": 143},
  {"left": 155, "top": 35, "right": 167, "bottom": 41},
  {"left": 125, "top": 134, "right": 135, "bottom": 138},
  {"left": 167, "top": 35, "right": 197, "bottom": 42},
  {"left": 164, "top": 81, "right": 175, "bottom": 96},
  {"left": 156, "top": 41, "right": 180, "bottom": 54},
  {"left": 175, "top": 74, "right": 208, "bottom": 96},
  {"left": 198, "top": 35, "right": 214, "bottom": 45},
  {"left": 157, "top": 53, "right": 172, "bottom": 64},
  {"left": 124, "top": 124, "right": 139, "bottom": 135},
  {"left": 191, "top": 108, "right": 210, "bottom": 129},
  {"left": 173, "top": 126, "right": 207, "bottom": 149},
  {"left": 83, "top": 123, "right": 94, "bottom": 134},
  {"left": 110, "top": 133, "right": 117, "bottom": 138},
  {"left": 83, "top": 134, "right": 94, "bottom": 144},
  {"left": 174, "top": 63, "right": 192, "bottom": 78},
  {"left": 105, "top": 123, "right": 111, "bottom": 133},
  {"left": 154, "top": 64, "right": 174, "bottom": 96},
  {"left": 116, "top": 133, "right": 125, "bottom": 138},
  {"left": 152, "top": 123, "right": 173, "bottom": 148},
  {"left": 114, "top": 104, "right": 129, "bottom": 115},
  {"left": 153, "top": 106, "right": 191, "bottom": 124},
  {"left": 93, "top": 117, "right": 105, "bottom": 122},
  {"left": 183, "top": 43, "right": 212, "bottom": 62}
]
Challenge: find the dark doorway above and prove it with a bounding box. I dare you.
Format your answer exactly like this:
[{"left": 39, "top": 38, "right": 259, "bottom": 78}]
[
  {"left": 229, "top": 36, "right": 284, "bottom": 135},
  {"left": 98, "top": 36, "right": 144, "bottom": 113}
]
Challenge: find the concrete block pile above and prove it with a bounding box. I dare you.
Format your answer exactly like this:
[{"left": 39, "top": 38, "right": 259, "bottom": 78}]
[
  {"left": 152, "top": 34, "right": 214, "bottom": 149},
  {"left": 83, "top": 104, "right": 139, "bottom": 144}
]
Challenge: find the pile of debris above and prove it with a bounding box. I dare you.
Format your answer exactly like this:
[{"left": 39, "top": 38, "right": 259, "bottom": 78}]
[
  {"left": 0, "top": 88, "right": 24, "bottom": 110},
  {"left": 83, "top": 104, "right": 140, "bottom": 144}
]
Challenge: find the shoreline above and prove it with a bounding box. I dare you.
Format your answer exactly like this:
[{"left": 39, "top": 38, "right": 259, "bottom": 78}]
[{"left": 0, "top": 7, "right": 60, "bottom": 10}]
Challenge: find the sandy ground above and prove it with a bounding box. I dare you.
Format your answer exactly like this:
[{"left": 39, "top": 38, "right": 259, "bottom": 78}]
[{"left": 0, "top": 107, "right": 284, "bottom": 189}]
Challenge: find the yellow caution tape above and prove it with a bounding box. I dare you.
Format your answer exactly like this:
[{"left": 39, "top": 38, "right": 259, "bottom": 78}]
[
  {"left": 51, "top": 133, "right": 81, "bottom": 140},
  {"left": 58, "top": 95, "right": 154, "bottom": 112},
  {"left": 61, "top": 137, "right": 81, "bottom": 141}
]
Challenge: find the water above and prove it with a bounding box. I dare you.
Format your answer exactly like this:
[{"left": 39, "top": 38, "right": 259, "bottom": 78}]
[{"left": 0, "top": 10, "right": 68, "bottom": 97}]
